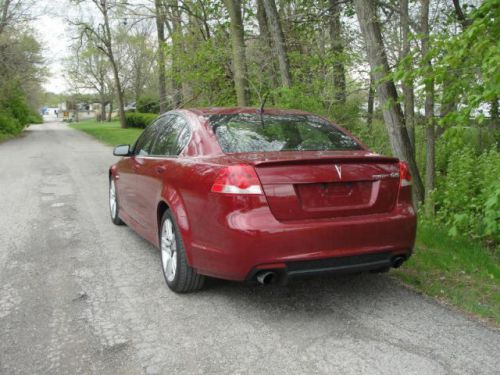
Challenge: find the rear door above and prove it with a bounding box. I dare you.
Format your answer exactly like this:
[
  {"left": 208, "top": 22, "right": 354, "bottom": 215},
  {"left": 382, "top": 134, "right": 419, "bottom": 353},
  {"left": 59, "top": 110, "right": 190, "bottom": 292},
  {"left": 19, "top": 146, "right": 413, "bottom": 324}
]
[
  {"left": 128, "top": 122, "right": 161, "bottom": 225},
  {"left": 134, "top": 114, "right": 192, "bottom": 230}
]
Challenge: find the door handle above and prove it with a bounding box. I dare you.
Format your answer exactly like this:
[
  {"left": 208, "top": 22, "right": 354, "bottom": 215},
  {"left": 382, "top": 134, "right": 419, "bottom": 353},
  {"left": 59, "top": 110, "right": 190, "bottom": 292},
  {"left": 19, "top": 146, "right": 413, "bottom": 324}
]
[{"left": 155, "top": 166, "right": 167, "bottom": 174}]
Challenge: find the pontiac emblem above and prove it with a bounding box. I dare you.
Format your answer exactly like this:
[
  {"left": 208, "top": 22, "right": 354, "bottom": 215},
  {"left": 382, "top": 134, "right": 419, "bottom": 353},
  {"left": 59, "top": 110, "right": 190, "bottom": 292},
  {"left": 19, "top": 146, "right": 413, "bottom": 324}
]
[{"left": 334, "top": 164, "right": 342, "bottom": 179}]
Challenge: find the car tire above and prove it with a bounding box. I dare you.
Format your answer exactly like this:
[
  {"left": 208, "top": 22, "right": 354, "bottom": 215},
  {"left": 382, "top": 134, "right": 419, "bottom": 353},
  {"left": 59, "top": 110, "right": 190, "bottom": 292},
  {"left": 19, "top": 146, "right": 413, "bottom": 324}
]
[
  {"left": 109, "top": 178, "right": 124, "bottom": 225},
  {"left": 160, "top": 210, "right": 205, "bottom": 293}
]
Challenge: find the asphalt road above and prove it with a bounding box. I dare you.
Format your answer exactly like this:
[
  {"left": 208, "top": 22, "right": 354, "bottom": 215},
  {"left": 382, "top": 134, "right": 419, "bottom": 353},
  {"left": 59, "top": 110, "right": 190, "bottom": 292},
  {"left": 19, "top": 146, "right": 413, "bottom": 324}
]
[{"left": 0, "top": 122, "right": 499, "bottom": 375}]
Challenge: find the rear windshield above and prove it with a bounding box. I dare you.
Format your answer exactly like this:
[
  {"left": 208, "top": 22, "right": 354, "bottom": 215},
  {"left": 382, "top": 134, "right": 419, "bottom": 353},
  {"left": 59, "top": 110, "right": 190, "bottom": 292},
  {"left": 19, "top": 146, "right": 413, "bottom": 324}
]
[{"left": 210, "top": 113, "right": 361, "bottom": 153}]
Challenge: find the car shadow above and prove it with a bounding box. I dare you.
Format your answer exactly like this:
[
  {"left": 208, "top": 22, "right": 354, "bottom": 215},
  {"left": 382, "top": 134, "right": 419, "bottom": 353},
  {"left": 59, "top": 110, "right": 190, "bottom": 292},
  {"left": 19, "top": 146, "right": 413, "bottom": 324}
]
[{"left": 196, "top": 270, "right": 416, "bottom": 319}]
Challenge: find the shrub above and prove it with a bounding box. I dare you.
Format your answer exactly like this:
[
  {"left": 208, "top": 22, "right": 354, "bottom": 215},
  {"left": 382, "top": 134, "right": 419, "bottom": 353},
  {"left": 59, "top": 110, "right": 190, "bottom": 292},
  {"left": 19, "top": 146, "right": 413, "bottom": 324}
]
[
  {"left": 0, "top": 112, "right": 23, "bottom": 136},
  {"left": 125, "top": 112, "right": 158, "bottom": 128},
  {"left": 27, "top": 113, "right": 43, "bottom": 124},
  {"left": 433, "top": 145, "right": 500, "bottom": 245},
  {"left": 137, "top": 96, "right": 160, "bottom": 114}
]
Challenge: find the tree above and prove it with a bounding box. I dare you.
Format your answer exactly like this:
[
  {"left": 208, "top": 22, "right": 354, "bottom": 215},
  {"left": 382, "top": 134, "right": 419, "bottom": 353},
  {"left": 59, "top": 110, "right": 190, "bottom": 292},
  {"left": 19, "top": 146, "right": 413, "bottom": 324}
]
[
  {"left": 224, "top": 0, "right": 249, "bottom": 106},
  {"left": 262, "top": 0, "right": 291, "bottom": 88},
  {"left": 155, "top": 0, "right": 168, "bottom": 113},
  {"left": 420, "top": 0, "right": 435, "bottom": 216},
  {"left": 353, "top": 0, "right": 424, "bottom": 203},
  {"left": 65, "top": 44, "right": 114, "bottom": 122},
  {"left": 328, "top": 0, "right": 346, "bottom": 104},
  {"left": 400, "top": 0, "right": 415, "bottom": 149},
  {"left": 72, "top": 0, "right": 127, "bottom": 128}
]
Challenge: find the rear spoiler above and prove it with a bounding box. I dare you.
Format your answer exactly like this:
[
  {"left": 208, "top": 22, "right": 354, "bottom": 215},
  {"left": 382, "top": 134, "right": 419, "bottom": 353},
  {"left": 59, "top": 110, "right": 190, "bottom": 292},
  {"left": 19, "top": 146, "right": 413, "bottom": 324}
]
[{"left": 252, "top": 155, "right": 399, "bottom": 167}]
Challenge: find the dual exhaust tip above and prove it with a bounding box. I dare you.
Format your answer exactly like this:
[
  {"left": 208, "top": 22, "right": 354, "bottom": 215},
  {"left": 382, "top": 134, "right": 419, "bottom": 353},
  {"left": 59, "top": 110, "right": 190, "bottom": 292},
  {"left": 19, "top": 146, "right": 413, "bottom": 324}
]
[
  {"left": 391, "top": 256, "right": 406, "bottom": 268},
  {"left": 256, "top": 271, "right": 277, "bottom": 285},
  {"left": 255, "top": 256, "right": 407, "bottom": 285}
]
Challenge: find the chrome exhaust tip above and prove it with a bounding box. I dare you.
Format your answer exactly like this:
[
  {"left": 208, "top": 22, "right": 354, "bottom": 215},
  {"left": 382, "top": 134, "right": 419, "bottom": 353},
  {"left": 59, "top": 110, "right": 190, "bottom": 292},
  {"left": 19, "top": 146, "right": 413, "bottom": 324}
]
[
  {"left": 392, "top": 256, "right": 406, "bottom": 268},
  {"left": 256, "top": 271, "right": 276, "bottom": 285}
]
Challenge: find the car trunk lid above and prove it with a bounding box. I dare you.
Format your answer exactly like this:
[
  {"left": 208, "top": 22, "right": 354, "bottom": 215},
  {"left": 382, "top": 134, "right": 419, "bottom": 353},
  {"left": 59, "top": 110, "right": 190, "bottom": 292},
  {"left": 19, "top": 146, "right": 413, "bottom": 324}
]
[{"left": 230, "top": 151, "right": 400, "bottom": 221}]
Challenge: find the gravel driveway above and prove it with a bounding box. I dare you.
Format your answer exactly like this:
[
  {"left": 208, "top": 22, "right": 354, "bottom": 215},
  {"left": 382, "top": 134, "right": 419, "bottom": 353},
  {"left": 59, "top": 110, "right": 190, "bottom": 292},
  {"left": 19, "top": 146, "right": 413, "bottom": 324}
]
[{"left": 0, "top": 122, "right": 498, "bottom": 374}]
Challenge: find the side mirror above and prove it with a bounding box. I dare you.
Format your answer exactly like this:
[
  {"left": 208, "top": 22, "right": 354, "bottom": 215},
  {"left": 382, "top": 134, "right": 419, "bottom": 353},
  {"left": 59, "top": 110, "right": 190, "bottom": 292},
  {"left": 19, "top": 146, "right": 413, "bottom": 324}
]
[{"left": 113, "top": 144, "right": 131, "bottom": 156}]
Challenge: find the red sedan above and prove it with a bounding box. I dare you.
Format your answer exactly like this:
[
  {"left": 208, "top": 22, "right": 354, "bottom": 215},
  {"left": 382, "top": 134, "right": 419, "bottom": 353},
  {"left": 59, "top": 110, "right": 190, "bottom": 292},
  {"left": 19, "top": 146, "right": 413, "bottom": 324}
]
[{"left": 109, "top": 108, "right": 416, "bottom": 293}]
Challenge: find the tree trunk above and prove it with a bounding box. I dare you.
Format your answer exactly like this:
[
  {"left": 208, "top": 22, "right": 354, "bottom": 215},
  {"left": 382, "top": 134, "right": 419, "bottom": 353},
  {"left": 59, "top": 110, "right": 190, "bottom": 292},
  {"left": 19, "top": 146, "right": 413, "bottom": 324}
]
[
  {"left": 0, "top": 0, "right": 11, "bottom": 35},
  {"left": 155, "top": 0, "right": 168, "bottom": 114},
  {"left": 421, "top": 0, "right": 435, "bottom": 217},
  {"left": 101, "top": 1, "right": 126, "bottom": 128},
  {"left": 401, "top": 0, "right": 415, "bottom": 150},
  {"left": 329, "top": 0, "right": 346, "bottom": 104},
  {"left": 263, "top": 0, "right": 292, "bottom": 88},
  {"left": 452, "top": 0, "right": 471, "bottom": 28},
  {"left": 436, "top": 78, "right": 456, "bottom": 137},
  {"left": 104, "top": 100, "right": 113, "bottom": 122},
  {"left": 256, "top": 0, "right": 278, "bottom": 91},
  {"left": 167, "top": 1, "right": 183, "bottom": 108},
  {"left": 100, "top": 100, "right": 106, "bottom": 122},
  {"left": 367, "top": 73, "right": 374, "bottom": 130},
  {"left": 354, "top": 0, "right": 424, "bottom": 203},
  {"left": 490, "top": 96, "right": 498, "bottom": 131},
  {"left": 224, "top": 0, "right": 249, "bottom": 106},
  {"left": 108, "top": 53, "right": 126, "bottom": 128}
]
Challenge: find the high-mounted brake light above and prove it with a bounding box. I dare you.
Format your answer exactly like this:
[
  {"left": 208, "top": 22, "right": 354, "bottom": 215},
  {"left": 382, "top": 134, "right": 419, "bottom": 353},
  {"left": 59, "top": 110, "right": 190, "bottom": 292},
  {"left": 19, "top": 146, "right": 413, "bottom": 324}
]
[
  {"left": 211, "top": 164, "right": 263, "bottom": 195},
  {"left": 399, "top": 161, "right": 412, "bottom": 187}
]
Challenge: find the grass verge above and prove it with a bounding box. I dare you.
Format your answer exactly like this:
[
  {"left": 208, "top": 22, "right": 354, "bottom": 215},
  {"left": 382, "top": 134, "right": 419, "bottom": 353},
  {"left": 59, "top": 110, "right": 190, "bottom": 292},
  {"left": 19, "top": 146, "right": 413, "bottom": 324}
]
[
  {"left": 69, "top": 119, "right": 142, "bottom": 146},
  {"left": 70, "top": 119, "right": 499, "bottom": 325},
  {"left": 394, "top": 224, "right": 499, "bottom": 325}
]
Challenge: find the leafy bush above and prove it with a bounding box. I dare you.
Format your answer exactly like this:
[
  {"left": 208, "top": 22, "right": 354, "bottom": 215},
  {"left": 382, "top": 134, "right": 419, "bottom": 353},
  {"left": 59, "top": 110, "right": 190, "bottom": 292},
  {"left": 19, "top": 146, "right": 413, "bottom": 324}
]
[
  {"left": 27, "top": 113, "right": 43, "bottom": 124},
  {"left": 433, "top": 145, "right": 500, "bottom": 245},
  {"left": 137, "top": 96, "right": 160, "bottom": 114},
  {"left": 271, "top": 86, "right": 325, "bottom": 115},
  {"left": 125, "top": 112, "right": 158, "bottom": 128},
  {"left": 0, "top": 82, "right": 41, "bottom": 136},
  {"left": 0, "top": 112, "right": 23, "bottom": 136}
]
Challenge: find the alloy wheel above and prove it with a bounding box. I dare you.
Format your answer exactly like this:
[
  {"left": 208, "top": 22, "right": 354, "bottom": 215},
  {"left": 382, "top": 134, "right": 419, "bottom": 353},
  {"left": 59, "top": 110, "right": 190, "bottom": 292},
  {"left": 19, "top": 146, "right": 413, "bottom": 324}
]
[{"left": 161, "top": 218, "right": 177, "bottom": 282}]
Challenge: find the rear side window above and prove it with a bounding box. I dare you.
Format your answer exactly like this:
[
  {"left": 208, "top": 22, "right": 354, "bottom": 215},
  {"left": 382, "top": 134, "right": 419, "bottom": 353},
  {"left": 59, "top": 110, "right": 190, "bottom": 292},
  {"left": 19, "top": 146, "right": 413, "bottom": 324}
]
[
  {"left": 151, "top": 115, "right": 191, "bottom": 156},
  {"left": 134, "top": 123, "right": 159, "bottom": 156},
  {"left": 211, "top": 114, "right": 361, "bottom": 153}
]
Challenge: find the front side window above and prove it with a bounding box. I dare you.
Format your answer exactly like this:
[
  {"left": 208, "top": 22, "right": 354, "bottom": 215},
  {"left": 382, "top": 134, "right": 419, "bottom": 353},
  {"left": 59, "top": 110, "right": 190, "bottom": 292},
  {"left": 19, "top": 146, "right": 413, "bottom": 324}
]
[{"left": 211, "top": 113, "right": 361, "bottom": 153}]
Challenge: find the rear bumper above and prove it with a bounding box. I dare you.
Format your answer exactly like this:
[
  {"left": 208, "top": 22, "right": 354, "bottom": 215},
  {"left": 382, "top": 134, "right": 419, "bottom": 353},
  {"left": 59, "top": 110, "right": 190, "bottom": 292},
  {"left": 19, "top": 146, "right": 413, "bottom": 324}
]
[
  {"left": 189, "top": 199, "right": 416, "bottom": 281},
  {"left": 246, "top": 251, "right": 411, "bottom": 283}
]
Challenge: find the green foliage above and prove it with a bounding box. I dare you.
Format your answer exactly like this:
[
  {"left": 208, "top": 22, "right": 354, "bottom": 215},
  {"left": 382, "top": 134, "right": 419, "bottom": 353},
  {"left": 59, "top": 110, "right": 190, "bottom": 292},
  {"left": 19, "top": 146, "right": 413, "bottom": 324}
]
[
  {"left": 136, "top": 96, "right": 160, "bottom": 114},
  {"left": 429, "top": 0, "right": 499, "bottom": 127},
  {"left": 432, "top": 140, "right": 500, "bottom": 245},
  {"left": 0, "top": 112, "right": 23, "bottom": 136},
  {"left": 271, "top": 86, "right": 325, "bottom": 114},
  {"left": 124, "top": 112, "right": 158, "bottom": 129},
  {"left": 169, "top": 29, "right": 236, "bottom": 107},
  {"left": 0, "top": 83, "right": 41, "bottom": 136},
  {"left": 27, "top": 113, "right": 43, "bottom": 124},
  {"left": 349, "top": 119, "right": 392, "bottom": 156}
]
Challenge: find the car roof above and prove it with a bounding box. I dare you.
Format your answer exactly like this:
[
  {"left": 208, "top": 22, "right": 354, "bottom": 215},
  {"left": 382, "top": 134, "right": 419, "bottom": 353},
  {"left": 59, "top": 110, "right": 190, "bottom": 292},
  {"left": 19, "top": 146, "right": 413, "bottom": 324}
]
[{"left": 186, "top": 107, "right": 314, "bottom": 117}]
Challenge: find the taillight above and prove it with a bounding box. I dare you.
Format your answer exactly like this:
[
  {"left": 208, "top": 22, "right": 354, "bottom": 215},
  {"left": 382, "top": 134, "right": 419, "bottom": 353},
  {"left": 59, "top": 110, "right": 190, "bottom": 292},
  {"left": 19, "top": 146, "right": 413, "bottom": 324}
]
[
  {"left": 399, "top": 161, "right": 412, "bottom": 187},
  {"left": 211, "top": 164, "right": 263, "bottom": 194}
]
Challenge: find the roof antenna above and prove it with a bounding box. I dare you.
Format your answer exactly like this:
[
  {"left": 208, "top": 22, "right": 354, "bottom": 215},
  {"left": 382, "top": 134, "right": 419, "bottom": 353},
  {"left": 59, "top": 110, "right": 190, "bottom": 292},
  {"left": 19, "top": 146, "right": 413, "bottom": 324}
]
[
  {"left": 258, "top": 92, "right": 269, "bottom": 126},
  {"left": 259, "top": 92, "right": 269, "bottom": 114}
]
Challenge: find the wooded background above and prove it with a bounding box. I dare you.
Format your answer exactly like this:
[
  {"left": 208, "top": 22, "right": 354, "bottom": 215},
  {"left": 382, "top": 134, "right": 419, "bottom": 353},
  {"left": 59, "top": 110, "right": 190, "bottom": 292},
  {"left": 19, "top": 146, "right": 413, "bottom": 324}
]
[{"left": 1, "top": 0, "right": 499, "bottom": 245}]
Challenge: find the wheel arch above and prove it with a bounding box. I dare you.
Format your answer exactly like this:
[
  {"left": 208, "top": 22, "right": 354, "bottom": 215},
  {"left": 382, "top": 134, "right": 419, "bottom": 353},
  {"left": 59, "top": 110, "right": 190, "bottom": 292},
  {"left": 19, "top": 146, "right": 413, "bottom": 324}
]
[{"left": 156, "top": 189, "right": 195, "bottom": 266}]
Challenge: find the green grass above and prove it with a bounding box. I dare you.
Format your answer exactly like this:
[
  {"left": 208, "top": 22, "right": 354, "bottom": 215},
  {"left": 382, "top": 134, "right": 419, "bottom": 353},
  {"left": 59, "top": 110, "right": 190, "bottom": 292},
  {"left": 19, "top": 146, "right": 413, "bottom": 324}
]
[
  {"left": 69, "top": 119, "right": 143, "bottom": 146},
  {"left": 71, "top": 119, "right": 499, "bottom": 325},
  {"left": 394, "top": 224, "right": 500, "bottom": 325}
]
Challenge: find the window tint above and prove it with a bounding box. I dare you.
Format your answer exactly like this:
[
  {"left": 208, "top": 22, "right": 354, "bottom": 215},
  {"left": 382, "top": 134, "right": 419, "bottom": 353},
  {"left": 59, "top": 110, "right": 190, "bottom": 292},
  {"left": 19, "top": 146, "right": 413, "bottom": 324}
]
[
  {"left": 211, "top": 114, "right": 361, "bottom": 153},
  {"left": 151, "top": 115, "right": 191, "bottom": 156},
  {"left": 134, "top": 123, "right": 159, "bottom": 156}
]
